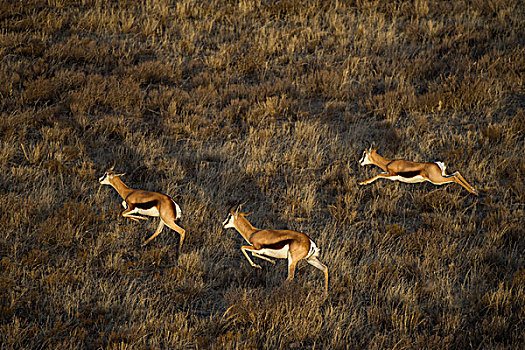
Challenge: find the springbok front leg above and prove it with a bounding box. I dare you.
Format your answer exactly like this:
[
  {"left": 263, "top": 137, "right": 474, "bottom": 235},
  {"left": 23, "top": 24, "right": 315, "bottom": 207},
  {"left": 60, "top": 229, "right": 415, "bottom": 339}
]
[
  {"left": 252, "top": 252, "right": 276, "bottom": 264},
  {"left": 241, "top": 246, "right": 262, "bottom": 269},
  {"left": 122, "top": 207, "right": 149, "bottom": 222},
  {"left": 359, "top": 173, "right": 391, "bottom": 185}
]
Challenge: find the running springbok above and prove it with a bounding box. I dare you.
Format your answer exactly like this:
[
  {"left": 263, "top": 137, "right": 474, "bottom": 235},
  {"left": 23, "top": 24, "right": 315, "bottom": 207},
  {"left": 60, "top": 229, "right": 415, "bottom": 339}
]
[
  {"left": 358, "top": 146, "right": 478, "bottom": 195},
  {"left": 99, "top": 170, "right": 186, "bottom": 249},
  {"left": 222, "top": 203, "right": 329, "bottom": 294}
]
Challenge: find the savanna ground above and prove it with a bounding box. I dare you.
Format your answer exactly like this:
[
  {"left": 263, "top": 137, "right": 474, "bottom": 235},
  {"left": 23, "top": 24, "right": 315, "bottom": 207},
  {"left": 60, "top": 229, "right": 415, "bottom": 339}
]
[{"left": 1, "top": 0, "right": 524, "bottom": 348}]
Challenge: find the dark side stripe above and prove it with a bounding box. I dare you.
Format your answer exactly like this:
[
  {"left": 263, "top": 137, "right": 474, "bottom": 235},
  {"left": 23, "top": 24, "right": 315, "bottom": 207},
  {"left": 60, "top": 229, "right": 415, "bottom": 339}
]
[
  {"left": 397, "top": 170, "right": 422, "bottom": 178},
  {"left": 261, "top": 239, "right": 292, "bottom": 250},
  {"left": 135, "top": 200, "right": 158, "bottom": 210}
]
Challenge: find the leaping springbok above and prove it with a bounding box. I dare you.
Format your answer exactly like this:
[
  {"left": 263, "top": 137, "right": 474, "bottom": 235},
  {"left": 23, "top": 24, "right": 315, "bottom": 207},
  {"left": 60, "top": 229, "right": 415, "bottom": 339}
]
[
  {"left": 358, "top": 146, "right": 478, "bottom": 195},
  {"left": 99, "top": 170, "right": 186, "bottom": 249},
  {"left": 222, "top": 203, "right": 329, "bottom": 294}
]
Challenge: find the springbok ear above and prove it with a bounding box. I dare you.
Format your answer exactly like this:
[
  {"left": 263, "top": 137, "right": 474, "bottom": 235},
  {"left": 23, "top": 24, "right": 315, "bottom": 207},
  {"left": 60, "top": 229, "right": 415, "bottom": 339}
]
[
  {"left": 114, "top": 173, "right": 126, "bottom": 177},
  {"left": 243, "top": 212, "right": 253, "bottom": 217}
]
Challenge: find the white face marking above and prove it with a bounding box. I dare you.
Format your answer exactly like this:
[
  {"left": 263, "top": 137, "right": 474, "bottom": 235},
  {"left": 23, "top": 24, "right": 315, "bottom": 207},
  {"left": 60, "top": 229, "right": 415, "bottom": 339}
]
[
  {"left": 358, "top": 151, "right": 366, "bottom": 164},
  {"left": 122, "top": 201, "right": 128, "bottom": 209},
  {"left": 359, "top": 151, "right": 372, "bottom": 166},
  {"left": 99, "top": 173, "right": 111, "bottom": 185},
  {"left": 222, "top": 213, "right": 236, "bottom": 229}
]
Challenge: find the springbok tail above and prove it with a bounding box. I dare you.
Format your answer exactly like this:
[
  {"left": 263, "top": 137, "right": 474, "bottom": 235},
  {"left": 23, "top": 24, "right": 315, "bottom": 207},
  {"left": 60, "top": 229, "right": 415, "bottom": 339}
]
[{"left": 171, "top": 199, "right": 182, "bottom": 219}]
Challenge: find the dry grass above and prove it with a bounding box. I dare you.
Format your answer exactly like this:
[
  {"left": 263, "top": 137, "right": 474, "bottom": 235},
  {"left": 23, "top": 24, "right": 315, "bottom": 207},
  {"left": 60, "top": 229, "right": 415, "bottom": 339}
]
[{"left": 1, "top": 0, "right": 524, "bottom": 348}]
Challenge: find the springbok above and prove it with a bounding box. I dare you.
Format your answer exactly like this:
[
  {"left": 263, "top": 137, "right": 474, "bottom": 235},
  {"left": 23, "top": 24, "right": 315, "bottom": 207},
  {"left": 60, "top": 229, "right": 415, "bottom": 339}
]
[
  {"left": 222, "top": 203, "right": 329, "bottom": 294},
  {"left": 99, "top": 170, "right": 186, "bottom": 249},
  {"left": 358, "top": 146, "right": 478, "bottom": 195}
]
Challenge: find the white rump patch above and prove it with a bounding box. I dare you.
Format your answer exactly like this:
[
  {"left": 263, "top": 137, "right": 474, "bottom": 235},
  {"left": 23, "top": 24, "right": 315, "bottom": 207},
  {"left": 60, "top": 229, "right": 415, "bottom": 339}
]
[
  {"left": 305, "top": 240, "right": 320, "bottom": 259},
  {"left": 434, "top": 161, "right": 447, "bottom": 176}
]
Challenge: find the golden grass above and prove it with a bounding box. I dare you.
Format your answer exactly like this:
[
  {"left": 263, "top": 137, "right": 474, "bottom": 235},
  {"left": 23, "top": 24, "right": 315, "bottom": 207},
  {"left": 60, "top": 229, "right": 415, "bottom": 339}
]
[{"left": 0, "top": 0, "right": 524, "bottom": 348}]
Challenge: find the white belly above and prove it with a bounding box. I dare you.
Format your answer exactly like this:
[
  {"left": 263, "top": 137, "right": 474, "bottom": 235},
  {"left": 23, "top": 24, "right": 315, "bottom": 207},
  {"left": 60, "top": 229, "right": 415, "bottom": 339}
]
[
  {"left": 389, "top": 175, "right": 426, "bottom": 184},
  {"left": 254, "top": 245, "right": 290, "bottom": 259},
  {"left": 130, "top": 207, "right": 160, "bottom": 217}
]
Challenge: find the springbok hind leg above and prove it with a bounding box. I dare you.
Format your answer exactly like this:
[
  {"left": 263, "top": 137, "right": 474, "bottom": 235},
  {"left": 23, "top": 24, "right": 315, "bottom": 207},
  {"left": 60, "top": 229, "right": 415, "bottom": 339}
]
[
  {"left": 164, "top": 220, "right": 186, "bottom": 253},
  {"left": 428, "top": 171, "right": 477, "bottom": 195},
  {"left": 286, "top": 251, "right": 299, "bottom": 282},
  {"left": 142, "top": 220, "right": 165, "bottom": 246},
  {"left": 453, "top": 172, "right": 478, "bottom": 195},
  {"left": 306, "top": 256, "right": 329, "bottom": 294}
]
